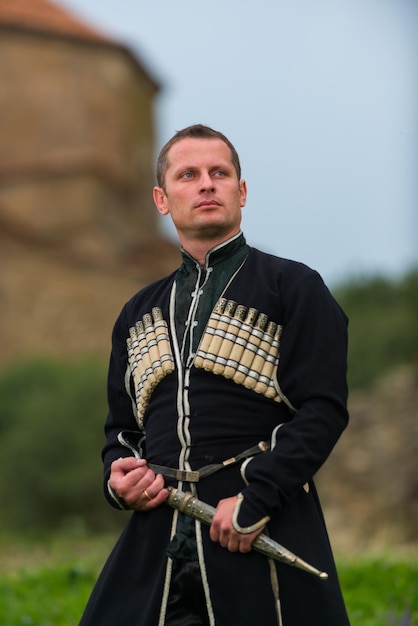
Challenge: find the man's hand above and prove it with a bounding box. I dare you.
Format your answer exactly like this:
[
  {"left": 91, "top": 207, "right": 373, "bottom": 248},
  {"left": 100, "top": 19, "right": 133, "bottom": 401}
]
[
  {"left": 209, "top": 496, "right": 264, "bottom": 553},
  {"left": 109, "top": 457, "right": 169, "bottom": 511}
]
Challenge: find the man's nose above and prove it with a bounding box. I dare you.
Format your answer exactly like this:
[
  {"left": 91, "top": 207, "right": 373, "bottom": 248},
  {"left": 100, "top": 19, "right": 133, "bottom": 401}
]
[{"left": 200, "top": 172, "right": 215, "bottom": 192}]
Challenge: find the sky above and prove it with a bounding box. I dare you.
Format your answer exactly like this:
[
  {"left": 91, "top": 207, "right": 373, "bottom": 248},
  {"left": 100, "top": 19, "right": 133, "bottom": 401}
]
[{"left": 59, "top": 0, "right": 417, "bottom": 287}]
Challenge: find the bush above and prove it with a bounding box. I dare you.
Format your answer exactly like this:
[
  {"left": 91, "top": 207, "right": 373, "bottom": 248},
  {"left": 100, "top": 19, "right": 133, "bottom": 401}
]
[
  {"left": 333, "top": 269, "right": 418, "bottom": 389},
  {"left": 0, "top": 357, "right": 121, "bottom": 533}
]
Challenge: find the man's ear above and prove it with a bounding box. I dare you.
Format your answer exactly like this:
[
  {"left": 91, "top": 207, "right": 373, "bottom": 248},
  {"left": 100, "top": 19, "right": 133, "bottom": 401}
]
[
  {"left": 153, "top": 186, "right": 169, "bottom": 215},
  {"left": 239, "top": 179, "right": 247, "bottom": 208}
]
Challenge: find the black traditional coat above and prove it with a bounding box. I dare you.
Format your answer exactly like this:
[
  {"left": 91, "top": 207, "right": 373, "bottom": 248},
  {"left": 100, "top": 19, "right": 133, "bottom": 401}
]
[{"left": 80, "top": 235, "right": 350, "bottom": 626}]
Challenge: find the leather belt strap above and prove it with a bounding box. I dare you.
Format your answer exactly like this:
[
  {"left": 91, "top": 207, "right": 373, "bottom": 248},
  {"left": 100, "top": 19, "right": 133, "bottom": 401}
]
[{"left": 148, "top": 440, "right": 270, "bottom": 483}]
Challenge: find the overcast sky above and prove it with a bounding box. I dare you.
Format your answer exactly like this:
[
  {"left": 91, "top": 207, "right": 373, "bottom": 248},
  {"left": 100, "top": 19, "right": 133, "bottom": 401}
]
[{"left": 60, "top": 0, "right": 417, "bottom": 286}]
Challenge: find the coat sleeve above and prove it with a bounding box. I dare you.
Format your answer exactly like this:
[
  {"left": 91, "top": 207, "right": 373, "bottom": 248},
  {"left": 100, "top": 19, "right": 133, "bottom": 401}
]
[
  {"left": 235, "top": 267, "right": 349, "bottom": 530},
  {"left": 101, "top": 305, "right": 145, "bottom": 509}
]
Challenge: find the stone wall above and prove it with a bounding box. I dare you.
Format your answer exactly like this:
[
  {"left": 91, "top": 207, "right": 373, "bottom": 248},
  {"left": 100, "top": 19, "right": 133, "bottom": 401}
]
[
  {"left": 0, "top": 28, "right": 159, "bottom": 263},
  {"left": 0, "top": 26, "right": 180, "bottom": 365}
]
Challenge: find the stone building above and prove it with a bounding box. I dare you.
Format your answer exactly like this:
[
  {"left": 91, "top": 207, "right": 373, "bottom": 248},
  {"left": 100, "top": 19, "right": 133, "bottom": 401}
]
[{"left": 0, "top": 0, "right": 179, "bottom": 364}]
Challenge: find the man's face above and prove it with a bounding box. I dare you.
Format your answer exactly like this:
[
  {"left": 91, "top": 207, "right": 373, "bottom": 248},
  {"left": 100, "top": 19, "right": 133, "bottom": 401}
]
[{"left": 153, "top": 137, "right": 247, "bottom": 246}]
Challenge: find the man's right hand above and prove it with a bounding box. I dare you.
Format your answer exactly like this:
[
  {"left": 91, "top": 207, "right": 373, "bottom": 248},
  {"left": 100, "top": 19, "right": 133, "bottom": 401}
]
[{"left": 109, "top": 457, "right": 169, "bottom": 511}]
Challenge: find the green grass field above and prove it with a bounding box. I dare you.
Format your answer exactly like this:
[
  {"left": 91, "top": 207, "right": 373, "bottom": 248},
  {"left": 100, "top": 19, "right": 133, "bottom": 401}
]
[{"left": 0, "top": 534, "right": 417, "bottom": 625}]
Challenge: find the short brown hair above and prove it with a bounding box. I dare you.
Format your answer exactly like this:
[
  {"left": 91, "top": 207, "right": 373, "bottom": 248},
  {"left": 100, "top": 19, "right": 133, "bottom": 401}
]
[{"left": 156, "top": 124, "right": 242, "bottom": 189}]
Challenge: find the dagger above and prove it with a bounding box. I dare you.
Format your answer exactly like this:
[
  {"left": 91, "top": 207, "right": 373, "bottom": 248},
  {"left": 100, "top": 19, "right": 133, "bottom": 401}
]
[{"left": 166, "top": 487, "right": 328, "bottom": 580}]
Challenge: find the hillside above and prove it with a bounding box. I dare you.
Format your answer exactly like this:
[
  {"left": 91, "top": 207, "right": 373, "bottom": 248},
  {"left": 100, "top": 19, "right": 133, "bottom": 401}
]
[{"left": 317, "top": 365, "right": 418, "bottom": 554}]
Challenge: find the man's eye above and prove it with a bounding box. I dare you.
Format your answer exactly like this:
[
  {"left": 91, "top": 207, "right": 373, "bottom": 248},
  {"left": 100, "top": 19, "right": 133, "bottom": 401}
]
[
  {"left": 214, "top": 170, "right": 226, "bottom": 177},
  {"left": 181, "top": 172, "right": 193, "bottom": 179}
]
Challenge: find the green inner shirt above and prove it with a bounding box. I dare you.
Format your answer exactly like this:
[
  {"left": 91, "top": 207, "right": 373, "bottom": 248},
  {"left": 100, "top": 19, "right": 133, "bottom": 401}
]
[
  {"left": 175, "top": 232, "right": 249, "bottom": 364},
  {"left": 167, "top": 232, "right": 249, "bottom": 561}
]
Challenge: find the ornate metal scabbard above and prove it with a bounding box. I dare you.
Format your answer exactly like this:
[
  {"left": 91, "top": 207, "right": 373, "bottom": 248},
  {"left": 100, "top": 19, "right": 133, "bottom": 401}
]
[{"left": 166, "top": 487, "right": 328, "bottom": 580}]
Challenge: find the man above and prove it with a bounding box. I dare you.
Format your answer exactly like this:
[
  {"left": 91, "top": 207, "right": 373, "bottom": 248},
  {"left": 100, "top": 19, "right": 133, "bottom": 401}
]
[{"left": 80, "top": 124, "right": 350, "bottom": 625}]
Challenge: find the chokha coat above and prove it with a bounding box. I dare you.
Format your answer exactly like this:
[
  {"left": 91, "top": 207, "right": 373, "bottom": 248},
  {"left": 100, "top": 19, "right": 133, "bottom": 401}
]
[{"left": 80, "top": 238, "right": 350, "bottom": 626}]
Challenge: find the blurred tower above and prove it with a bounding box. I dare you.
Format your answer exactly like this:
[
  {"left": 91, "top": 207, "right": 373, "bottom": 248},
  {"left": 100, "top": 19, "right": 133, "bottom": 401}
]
[{"left": 0, "top": 0, "right": 179, "bottom": 363}]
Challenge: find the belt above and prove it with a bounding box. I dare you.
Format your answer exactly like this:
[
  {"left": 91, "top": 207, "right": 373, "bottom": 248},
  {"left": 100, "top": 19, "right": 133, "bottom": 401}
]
[{"left": 148, "top": 440, "right": 270, "bottom": 483}]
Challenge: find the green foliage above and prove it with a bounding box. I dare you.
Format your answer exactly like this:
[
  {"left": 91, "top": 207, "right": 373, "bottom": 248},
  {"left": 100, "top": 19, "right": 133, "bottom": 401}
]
[
  {"left": 0, "top": 565, "right": 95, "bottom": 626},
  {"left": 0, "top": 357, "right": 119, "bottom": 532},
  {"left": 0, "top": 548, "right": 416, "bottom": 626},
  {"left": 333, "top": 268, "right": 418, "bottom": 389},
  {"left": 338, "top": 559, "right": 418, "bottom": 626}
]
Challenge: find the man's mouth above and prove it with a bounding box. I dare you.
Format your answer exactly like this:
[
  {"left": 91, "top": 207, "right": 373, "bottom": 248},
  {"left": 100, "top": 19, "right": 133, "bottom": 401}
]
[{"left": 196, "top": 200, "right": 221, "bottom": 208}]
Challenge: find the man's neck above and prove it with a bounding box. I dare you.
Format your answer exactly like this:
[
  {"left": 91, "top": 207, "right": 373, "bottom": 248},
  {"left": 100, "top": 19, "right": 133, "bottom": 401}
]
[{"left": 179, "top": 230, "right": 241, "bottom": 267}]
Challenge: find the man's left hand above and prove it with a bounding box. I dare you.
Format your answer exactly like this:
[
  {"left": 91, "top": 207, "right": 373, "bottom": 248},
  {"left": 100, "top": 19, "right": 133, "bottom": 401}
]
[{"left": 209, "top": 496, "right": 264, "bottom": 553}]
